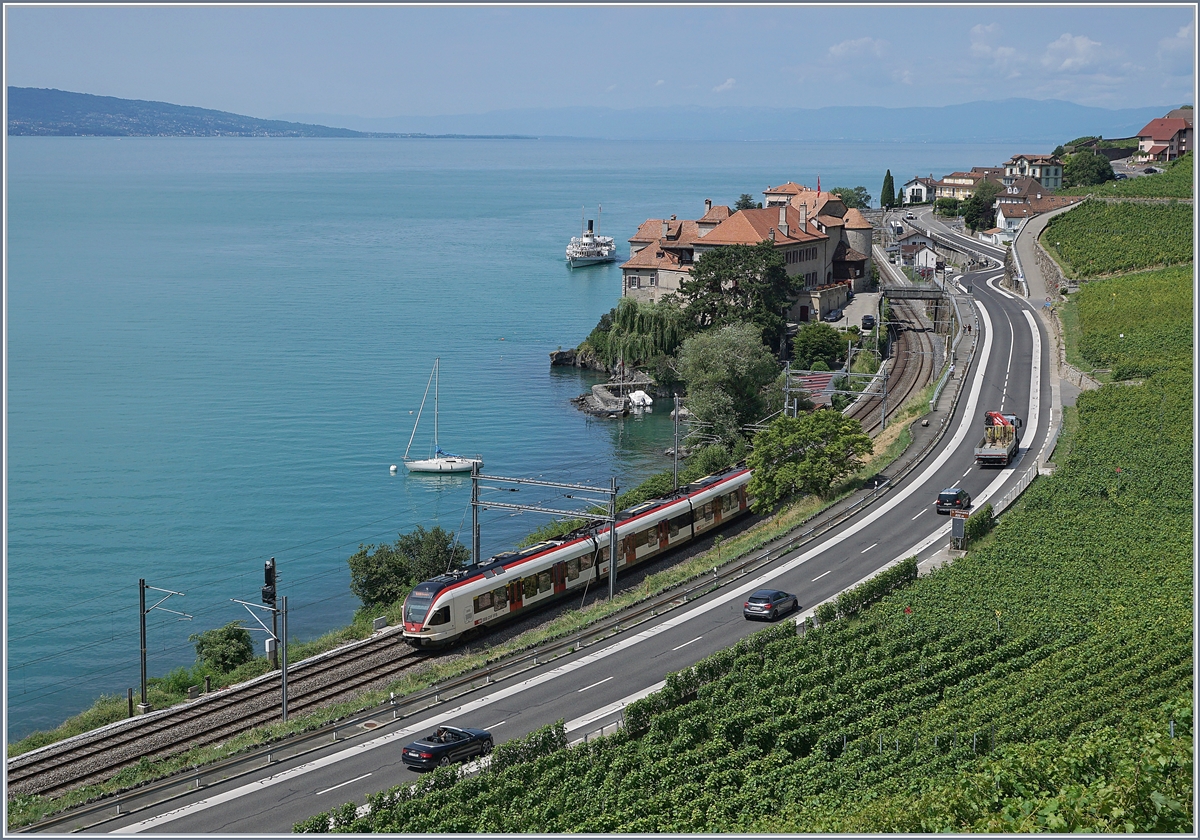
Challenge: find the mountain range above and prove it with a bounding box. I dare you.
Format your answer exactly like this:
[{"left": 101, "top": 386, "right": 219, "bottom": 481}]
[{"left": 8, "top": 87, "right": 1173, "bottom": 145}]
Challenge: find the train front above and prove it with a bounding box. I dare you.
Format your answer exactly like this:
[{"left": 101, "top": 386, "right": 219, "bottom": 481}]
[{"left": 402, "top": 577, "right": 459, "bottom": 648}]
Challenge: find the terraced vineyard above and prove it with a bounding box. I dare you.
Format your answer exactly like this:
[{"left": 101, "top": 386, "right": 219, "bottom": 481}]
[
  {"left": 1059, "top": 152, "right": 1192, "bottom": 199},
  {"left": 1042, "top": 199, "right": 1193, "bottom": 278}
]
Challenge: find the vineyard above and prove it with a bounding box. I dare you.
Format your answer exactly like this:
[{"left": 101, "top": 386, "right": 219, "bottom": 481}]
[
  {"left": 300, "top": 363, "right": 1193, "bottom": 831},
  {"left": 1059, "top": 152, "right": 1193, "bottom": 199},
  {"left": 1041, "top": 199, "right": 1193, "bottom": 278},
  {"left": 1071, "top": 264, "right": 1193, "bottom": 379}
]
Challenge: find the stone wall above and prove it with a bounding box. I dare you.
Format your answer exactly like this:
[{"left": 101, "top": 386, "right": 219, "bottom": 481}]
[{"left": 1034, "top": 241, "right": 1070, "bottom": 294}]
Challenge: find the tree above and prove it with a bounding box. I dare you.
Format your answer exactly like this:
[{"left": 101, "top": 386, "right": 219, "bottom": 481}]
[
  {"left": 734, "top": 193, "right": 758, "bottom": 211},
  {"left": 880, "top": 170, "right": 896, "bottom": 208},
  {"left": 792, "top": 322, "right": 846, "bottom": 370},
  {"left": 828, "top": 186, "right": 872, "bottom": 209},
  {"left": 677, "top": 323, "right": 779, "bottom": 448},
  {"left": 747, "top": 410, "right": 874, "bottom": 512},
  {"left": 962, "top": 180, "right": 1001, "bottom": 232},
  {"left": 1063, "top": 150, "right": 1115, "bottom": 188},
  {"left": 935, "top": 197, "right": 960, "bottom": 217},
  {"left": 190, "top": 622, "right": 254, "bottom": 673},
  {"left": 348, "top": 525, "right": 469, "bottom": 609},
  {"left": 678, "top": 242, "right": 799, "bottom": 355}
]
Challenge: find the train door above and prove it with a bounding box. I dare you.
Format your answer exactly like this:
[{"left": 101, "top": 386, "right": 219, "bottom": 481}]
[
  {"left": 712, "top": 497, "right": 723, "bottom": 526},
  {"left": 507, "top": 579, "right": 523, "bottom": 612},
  {"left": 553, "top": 561, "right": 567, "bottom": 593},
  {"left": 657, "top": 519, "right": 669, "bottom": 549},
  {"left": 738, "top": 486, "right": 748, "bottom": 512},
  {"left": 622, "top": 534, "right": 636, "bottom": 566}
]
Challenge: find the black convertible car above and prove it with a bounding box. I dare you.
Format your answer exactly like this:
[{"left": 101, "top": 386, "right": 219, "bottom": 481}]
[{"left": 401, "top": 725, "right": 494, "bottom": 771}]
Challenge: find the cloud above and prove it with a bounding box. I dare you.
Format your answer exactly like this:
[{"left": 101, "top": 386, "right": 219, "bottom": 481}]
[
  {"left": 828, "top": 36, "right": 887, "bottom": 58},
  {"left": 712, "top": 77, "right": 735, "bottom": 92},
  {"left": 655, "top": 79, "right": 665, "bottom": 86},
  {"left": 606, "top": 84, "right": 617, "bottom": 92},
  {"left": 1157, "top": 20, "right": 1195, "bottom": 76},
  {"left": 968, "top": 22, "right": 1023, "bottom": 78},
  {"left": 1041, "top": 33, "right": 1105, "bottom": 72}
]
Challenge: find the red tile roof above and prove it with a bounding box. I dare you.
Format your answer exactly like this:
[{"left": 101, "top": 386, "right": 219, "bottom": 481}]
[
  {"left": 621, "top": 245, "right": 685, "bottom": 271},
  {"left": 1138, "top": 118, "right": 1191, "bottom": 141},
  {"left": 700, "top": 207, "right": 826, "bottom": 247},
  {"left": 764, "top": 181, "right": 806, "bottom": 195},
  {"left": 832, "top": 240, "right": 869, "bottom": 262},
  {"left": 842, "top": 208, "right": 873, "bottom": 229},
  {"left": 699, "top": 204, "right": 731, "bottom": 223}
]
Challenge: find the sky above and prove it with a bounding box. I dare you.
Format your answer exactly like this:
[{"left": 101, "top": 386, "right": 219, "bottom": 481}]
[{"left": 3, "top": 4, "right": 1196, "bottom": 119}]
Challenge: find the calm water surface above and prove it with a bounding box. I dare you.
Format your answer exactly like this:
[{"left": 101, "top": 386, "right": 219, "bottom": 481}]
[{"left": 5, "top": 137, "right": 1015, "bottom": 738}]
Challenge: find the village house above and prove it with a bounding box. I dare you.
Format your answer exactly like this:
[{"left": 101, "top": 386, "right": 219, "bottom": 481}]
[
  {"left": 902, "top": 175, "right": 937, "bottom": 204},
  {"left": 1134, "top": 114, "right": 1193, "bottom": 163},
  {"left": 621, "top": 185, "right": 873, "bottom": 322},
  {"left": 992, "top": 192, "right": 1084, "bottom": 241},
  {"left": 934, "top": 170, "right": 1004, "bottom": 201},
  {"left": 1002, "top": 154, "right": 1063, "bottom": 190}
]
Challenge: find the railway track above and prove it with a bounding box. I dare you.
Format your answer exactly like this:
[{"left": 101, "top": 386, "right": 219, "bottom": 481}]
[
  {"left": 847, "top": 297, "right": 939, "bottom": 438},
  {"left": 7, "top": 629, "right": 426, "bottom": 799}
]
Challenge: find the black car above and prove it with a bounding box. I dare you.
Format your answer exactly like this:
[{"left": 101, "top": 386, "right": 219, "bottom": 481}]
[
  {"left": 861, "top": 314, "right": 876, "bottom": 330},
  {"left": 402, "top": 725, "right": 493, "bottom": 771},
  {"left": 743, "top": 589, "right": 798, "bottom": 621},
  {"left": 935, "top": 487, "right": 972, "bottom": 514}
]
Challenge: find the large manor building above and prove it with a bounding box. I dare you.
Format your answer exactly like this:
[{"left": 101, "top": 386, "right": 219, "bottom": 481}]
[{"left": 621, "top": 185, "right": 873, "bottom": 323}]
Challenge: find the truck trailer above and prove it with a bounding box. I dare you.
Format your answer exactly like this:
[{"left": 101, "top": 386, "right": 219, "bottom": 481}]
[{"left": 974, "top": 411, "right": 1022, "bottom": 466}]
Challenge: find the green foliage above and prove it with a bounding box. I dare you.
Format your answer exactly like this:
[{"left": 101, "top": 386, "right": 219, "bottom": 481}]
[
  {"left": 348, "top": 525, "right": 469, "bottom": 609},
  {"left": 679, "top": 242, "right": 798, "bottom": 354},
  {"left": 934, "top": 197, "right": 960, "bottom": 217},
  {"left": 1072, "top": 264, "right": 1193, "bottom": 379},
  {"left": 962, "top": 503, "right": 994, "bottom": 542},
  {"left": 827, "top": 185, "right": 871, "bottom": 209},
  {"left": 961, "top": 179, "right": 1000, "bottom": 232},
  {"left": 1062, "top": 149, "right": 1115, "bottom": 188},
  {"left": 578, "top": 297, "right": 689, "bottom": 369},
  {"left": 1059, "top": 153, "right": 1192, "bottom": 199},
  {"left": 189, "top": 621, "right": 254, "bottom": 674},
  {"left": 734, "top": 193, "right": 758, "bottom": 211},
  {"left": 880, "top": 169, "right": 895, "bottom": 208},
  {"left": 792, "top": 322, "right": 845, "bottom": 370},
  {"left": 677, "top": 323, "right": 780, "bottom": 448},
  {"left": 489, "top": 720, "right": 568, "bottom": 774},
  {"left": 746, "top": 410, "right": 873, "bottom": 511},
  {"left": 1042, "top": 199, "right": 1193, "bottom": 278}
]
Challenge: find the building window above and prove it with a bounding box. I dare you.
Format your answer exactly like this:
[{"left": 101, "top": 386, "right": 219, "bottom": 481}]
[{"left": 650, "top": 276, "right": 657, "bottom": 286}]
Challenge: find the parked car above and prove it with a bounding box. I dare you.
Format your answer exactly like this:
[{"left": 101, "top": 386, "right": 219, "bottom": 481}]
[
  {"left": 905, "top": 212, "right": 915, "bottom": 219},
  {"left": 402, "top": 725, "right": 493, "bottom": 770},
  {"left": 743, "top": 589, "right": 799, "bottom": 621},
  {"left": 935, "top": 487, "right": 972, "bottom": 514},
  {"left": 1113, "top": 173, "right": 1127, "bottom": 180},
  {"left": 822, "top": 309, "right": 842, "bottom": 322},
  {"left": 861, "top": 314, "right": 876, "bottom": 330},
  {"left": 1144, "top": 167, "right": 1161, "bottom": 174}
]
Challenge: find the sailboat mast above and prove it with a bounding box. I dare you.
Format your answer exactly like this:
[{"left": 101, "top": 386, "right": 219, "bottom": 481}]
[
  {"left": 405, "top": 362, "right": 437, "bottom": 460},
  {"left": 433, "top": 357, "right": 440, "bottom": 452}
]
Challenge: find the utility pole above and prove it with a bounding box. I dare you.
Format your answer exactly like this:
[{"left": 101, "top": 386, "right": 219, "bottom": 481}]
[
  {"left": 262, "top": 558, "right": 278, "bottom": 668},
  {"left": 233, "top": 596, "right": 288, "bottom": 723},
  {"left": 471, "top": 461, "right": 480, "bottom": 565},
  {"left": 608, "top": 477, "right": 618, "bottom": 600},
  {"left": 138, "top": 579, "right": 190, "bottom": 714},
  {"left": 672, "top": 394, "right": 681, "bottom": 490},
  {"left": 280, "top": 596, "right": 289, "bottom": 722}
]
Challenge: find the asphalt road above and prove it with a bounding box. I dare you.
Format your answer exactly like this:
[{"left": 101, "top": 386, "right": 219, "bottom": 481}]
[{"left": 93, "top": 255, "right": 1051, "bottom": 835}]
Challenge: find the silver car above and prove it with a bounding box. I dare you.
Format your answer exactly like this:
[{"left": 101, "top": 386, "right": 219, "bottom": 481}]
[{"left": 743, "top": 589, "right": 798, "bottom": 621}]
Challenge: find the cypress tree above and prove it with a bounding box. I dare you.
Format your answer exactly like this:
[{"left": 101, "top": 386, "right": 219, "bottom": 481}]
[{"left": 881, "top": 170, "right": 896, "bottom": 208}]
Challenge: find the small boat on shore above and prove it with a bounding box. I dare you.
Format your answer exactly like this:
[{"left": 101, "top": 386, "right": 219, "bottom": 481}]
[
  {"left": 566, "top": 205, "right": 616, "bottom": 268},
  {"left": 403, "top": 359, "right": 482, "bottom": 474}
]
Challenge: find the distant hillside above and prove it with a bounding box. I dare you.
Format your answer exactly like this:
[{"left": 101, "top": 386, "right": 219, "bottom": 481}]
[
  {"left": 281, "top": 99, "right": 1174, "bottom": 144},
  {"left": 6, "top": 88, "right": 533, "bottom": 139}
]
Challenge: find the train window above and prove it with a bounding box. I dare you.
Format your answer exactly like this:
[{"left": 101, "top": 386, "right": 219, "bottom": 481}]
[
  {"left": 428, "top": 605, "right": 451, "bottom": 626},
  {"left": 523, "top": 575, "right": 538, "bottom": 599},
  {"left": 404, "top": 593, "right": 432, "bottom": 625},
  {"left": 596, "top": 545, "right": 609, "bottom": 564},
  {"left": 567, "top": 557, "right": 580, "bottom": 580},
  {"left": 701, "top": 502, "right": 714, "bottom": 520},
  {"left": 671, "top": 511, "right": 693, "bottom": 530},
  {"left": 492, "top": 586, "right": 508, "bottom": 609},
  {"left": 668, "top": 518, "right": 679, "bottom": 538},
  {"left": 723, "top": 492, "right": 736, "bottom": 512},
  {"left": 581, "top": 552, "right": 594, "bottom": 570},
  {"left": 645, "top": 527, "right": 657, "bottom": 546},
  {"left": 538, "top": 571, "right": 552, "bottom": 592},
  {"left": 473, "top": 591, "right": 493, "bottom": 613}
]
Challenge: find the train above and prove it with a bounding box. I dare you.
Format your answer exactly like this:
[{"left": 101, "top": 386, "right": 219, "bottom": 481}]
[{"left": 401, "top": 465, "right": 753, "bottom": 647}]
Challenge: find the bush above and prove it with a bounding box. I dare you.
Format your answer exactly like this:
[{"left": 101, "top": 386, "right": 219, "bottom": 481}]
[
  {"left": 489, "top": 720, "right": 568, "bottom": 774},
  {"left": 963, "top": 503, "right": 995, "bottom": 542},
  {"left": 190, "top": 622, "right": 254, "bottom": 673}
]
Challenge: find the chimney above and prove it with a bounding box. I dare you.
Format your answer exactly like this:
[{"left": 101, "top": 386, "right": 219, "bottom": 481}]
[
  {"left": 769, "top": 228, "right": 775, "bottom": 242},
  {"left": 798, "top": 203, "right": 808, "bottom": 229},
  {"left": 587, "top": 220, "right": 594, "bottom": 233},
  {"left": 705, "top": 198, "right": 712, "bottom": 213},
  {"left": 778, "top": 206, "right": 788, "bottom": 237},
  {"left": 662, "top": 220, "right": 669, "bottom": 238}
]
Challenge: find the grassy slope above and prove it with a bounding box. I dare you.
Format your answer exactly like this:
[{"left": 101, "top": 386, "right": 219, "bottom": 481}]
[{"left": 1058, "top": 152, "right": 1192, "bottom": 198}]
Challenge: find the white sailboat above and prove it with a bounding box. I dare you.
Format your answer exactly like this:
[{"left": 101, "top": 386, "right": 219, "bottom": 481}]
[{"left": 403, "top": 359, "right": 482, "bottom": 473}]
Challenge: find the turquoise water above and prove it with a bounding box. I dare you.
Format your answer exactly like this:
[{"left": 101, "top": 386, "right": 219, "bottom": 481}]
[{"left": 5, "top": 137, "right": 1015, "bottom": 738}]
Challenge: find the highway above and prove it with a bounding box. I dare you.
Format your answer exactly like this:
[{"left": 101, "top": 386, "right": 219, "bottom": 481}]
[{"left": 91, "top": 241, "right": 1052, "bottom": 834}]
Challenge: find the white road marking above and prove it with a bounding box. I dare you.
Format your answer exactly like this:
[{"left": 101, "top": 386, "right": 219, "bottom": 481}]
[
  {"left": 911, "top": 509, "right": 926, "bottom": 520},
  {"left": 485, "top": 720, "right": 507, "bottom": 728},
  {"left": 316, "top": 773, "right": 372, "bottom": 796},
  {"left": 812, "top": 569, "right": 833, "bottom": 581},
  {"left": 120, "top": 293, "right": 1049, "bottom": 834},
  {"left": 860, "top": 543, "right": 877, "bottom": 554},
  {"left": 672, "top": 636, "right": 703, "bottom": 652},
  {"left": 962, "top": 468, "right": 972, "bottom": 478},
  {"left": 577, "top": 676, "right": 613, "bottom": 693}
]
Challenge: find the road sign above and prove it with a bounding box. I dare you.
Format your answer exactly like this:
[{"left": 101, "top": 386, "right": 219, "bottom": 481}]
[{"left": 950, "top": 509, "right": 970, "bottom": 519}]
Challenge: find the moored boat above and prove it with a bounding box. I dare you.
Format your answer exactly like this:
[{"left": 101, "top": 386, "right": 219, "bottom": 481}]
[{"left": 566, "top": 206, "right": 616, "bottom": 267}]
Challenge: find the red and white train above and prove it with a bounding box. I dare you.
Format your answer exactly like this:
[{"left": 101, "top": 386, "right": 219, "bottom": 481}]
[{"left": 402, "top": 466, "right": 752, "bottom": 647}]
